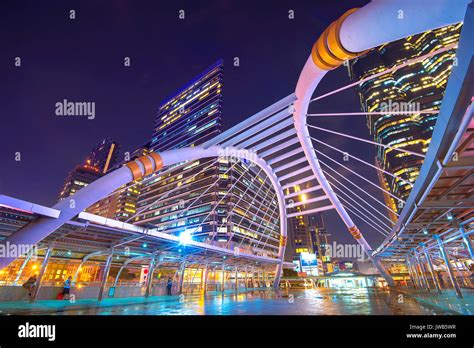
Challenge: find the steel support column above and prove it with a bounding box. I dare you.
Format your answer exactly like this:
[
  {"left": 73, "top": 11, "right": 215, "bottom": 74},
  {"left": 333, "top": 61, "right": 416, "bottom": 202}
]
[
  {"left": 202, "top": 264, "right": 208, "bottom": 293},
  {"left": 406, "top": 257, "right": 418, "bottom": 288},
  {"left": 244, "top": 267, "right": 248, "bottom": 289},
  {"left": 416, "top": 254, "right": 431, "bottom": 292},
  {"left": 434, "top": 235, "right": 463, "bottom": 299},
  {"left": 145, "top": 254, "right": 157, "bottom": 298},
  {"left": 451, "top": 257, "right": 469, "bottom": 287},
  {"left": 14, "top": 249, "right": 36, "bottom": 285},
  {"left": 234, "top": 267, "right": 238, "bottom": 293},
  {"left": 98, "top": 250, "right": 114, "bottom": 302},
  {"left": 178, "top": 259, "right": 186, "bottom": 294},
  {"left": 460, "top": 225, "right": 474, "bottom": 259},
  {"left": 421, "top": 243, "right": 442, "bottom": 294},
  {"left": 31, "top": 244, "right": 53, "bottom": 303},
  {"left": 221, "top": 261, "right": 225, "bottom": 293},
  {"left": 412, "top": 261, "right": 422, "bottom": 289}
]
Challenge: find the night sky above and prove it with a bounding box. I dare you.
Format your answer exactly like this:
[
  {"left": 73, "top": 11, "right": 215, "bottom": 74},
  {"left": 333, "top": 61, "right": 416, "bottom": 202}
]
[{"left": 0, "top": 0, "right": 393, "bottom": 247}]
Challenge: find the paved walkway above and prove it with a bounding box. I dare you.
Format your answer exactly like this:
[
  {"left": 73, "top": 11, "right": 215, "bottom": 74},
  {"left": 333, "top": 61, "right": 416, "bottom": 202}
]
[
  {"left": 0, "top": 289, "right": 249, "bottom": 315},
  {"left": 396, "top": 287, "right": 474, "bottom": 315},
  {"left": 0, "top": 288, "right": 457, "bottom": 315}
]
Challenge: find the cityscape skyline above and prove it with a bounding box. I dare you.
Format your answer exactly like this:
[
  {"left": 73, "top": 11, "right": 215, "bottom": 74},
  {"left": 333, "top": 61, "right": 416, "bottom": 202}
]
[
  {"left": 1, "top": 0, "right": 380, "bottom": 247},
  {"left": 0, "top": 1, "right": 472, "bottom": 337}
]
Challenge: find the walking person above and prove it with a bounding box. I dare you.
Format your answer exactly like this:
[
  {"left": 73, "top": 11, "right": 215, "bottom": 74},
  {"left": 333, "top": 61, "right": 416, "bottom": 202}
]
[
  {"left": 166, "top": 277, "right": 173, "bottom": 296},
  {"left": 62, "top": 276, "right": 72, "bottom": 300}
]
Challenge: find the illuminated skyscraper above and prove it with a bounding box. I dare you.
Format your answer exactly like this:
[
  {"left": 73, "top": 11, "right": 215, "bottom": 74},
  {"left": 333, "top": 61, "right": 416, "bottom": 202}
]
[
  {"left": 348, "top": 24, "right": 462, "bottom": 214},
  {"left": 133, "top": 61, "right": 280, "bottom": 257},
  {"left": 150, "top": 60, "right": 223, "bottom": 151},
  {"left": 58, "top": 138, "right": 120, "bottom": 201}
]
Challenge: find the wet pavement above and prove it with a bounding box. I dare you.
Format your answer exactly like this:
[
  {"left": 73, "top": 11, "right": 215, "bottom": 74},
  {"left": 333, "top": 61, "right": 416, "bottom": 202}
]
[{"left": 0, "top": 288, "right": 456, "bottom": 315}]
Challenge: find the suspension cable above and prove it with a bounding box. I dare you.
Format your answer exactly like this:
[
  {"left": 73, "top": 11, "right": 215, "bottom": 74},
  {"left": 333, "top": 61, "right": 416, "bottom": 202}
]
[
  {"left": 340, "top": 202, "right": 389, "bottom": 237},
  {"left": 313, "top": 147, "right": 405, "bottom": 203},
  {"left": 311, "top": 136, "right": 413, "bottom": 187},
  {"left": 307, "top": 124, "right": 426, "bottom": 158},
  {"left": 324, "top": 171, "right": 395, "bottom": 228},
  {"left": 318, "top": 158, "right": 399, "bottom": 216}
]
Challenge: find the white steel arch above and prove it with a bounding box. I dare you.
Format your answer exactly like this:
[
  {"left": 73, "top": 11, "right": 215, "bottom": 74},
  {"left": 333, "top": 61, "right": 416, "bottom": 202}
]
[
  {"left": 0, "top": 146, "right": 287, "bottom": 286},
  {"left": 293, "top": 0, "right": 471, "bottom": 285}
]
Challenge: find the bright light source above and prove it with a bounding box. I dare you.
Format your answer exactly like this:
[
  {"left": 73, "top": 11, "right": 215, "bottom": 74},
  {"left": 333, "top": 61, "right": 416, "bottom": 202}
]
[
  {"left": 423, "top": 228, "right": 429, "bottom": 235},
  {"left": 142, "top": 243, "right": 148, "bottom": 248},
  {"left": 446, "top": 212, "right": 454, "bottom": 221},
  {"left": 67, "top": 250, "right": 72, "bottom": 255},
  {"left": 179, "top": 230, "right": 193, "bottom": 245},
  {"left": 301, "top": 194, "right": 307, "bottom": 203}
]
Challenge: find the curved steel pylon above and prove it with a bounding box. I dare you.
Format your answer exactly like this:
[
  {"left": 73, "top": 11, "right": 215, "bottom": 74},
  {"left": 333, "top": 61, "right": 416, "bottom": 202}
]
[{"left": 293, "top": 0, "right": 471, "bottom": 285}]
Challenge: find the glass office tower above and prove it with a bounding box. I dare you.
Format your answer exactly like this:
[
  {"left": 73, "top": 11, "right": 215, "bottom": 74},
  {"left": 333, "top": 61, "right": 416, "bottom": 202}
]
[
  {"left": 348, "top": 24, "right": 462, "bottom": 215},
  {"left": 133, "top": 60, "right": 280, "bottom": 258}
]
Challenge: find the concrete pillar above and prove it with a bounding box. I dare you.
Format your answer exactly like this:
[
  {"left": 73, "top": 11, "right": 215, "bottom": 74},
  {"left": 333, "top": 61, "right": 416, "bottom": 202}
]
[
  {"left": 31, "top": 244, "right": 53, "bottom": 303},
  {"left": 421, "top": 243, "right": 442, "bottom": 294},
  {"left": 434, "top": 235, "right": 463, "bottom": 299},
  {"left": 98, "top": 250, "right": 113, "bottom": 302},
  {"left": 459, "top": 225, "right": 474, "bottom": 260}
]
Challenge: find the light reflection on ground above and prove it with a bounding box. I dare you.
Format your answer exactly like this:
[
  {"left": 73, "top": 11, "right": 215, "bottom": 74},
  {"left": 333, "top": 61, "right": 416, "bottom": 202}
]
[{"left": 56, "top": 288, "right": 450, "bottom": 315}]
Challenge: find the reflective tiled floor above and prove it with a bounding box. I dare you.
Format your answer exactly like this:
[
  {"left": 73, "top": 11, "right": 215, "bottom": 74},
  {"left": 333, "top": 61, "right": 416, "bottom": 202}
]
[{"left": 43, "top": 288, "right": 452, "bottom": 315}]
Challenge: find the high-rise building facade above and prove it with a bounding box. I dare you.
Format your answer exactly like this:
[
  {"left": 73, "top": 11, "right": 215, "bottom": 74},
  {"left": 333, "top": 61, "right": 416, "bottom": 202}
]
[
  {"left": 132, "top": 60, "right": 280, "bottom": 258},
  {"left": 58, "top": 138, "right": 120, "bottom": 201},
  {"left": 348, "top": 24, "right": 462, "bottom": 214},
  {"left": 284, "top": 182, "right": 330, "bottom": 265},
  {"left": 150, "top": 59, "right": 223, "bottom": 151},
  {"left": 87, "top": 138, "right": 120, "bottom": 174}
]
